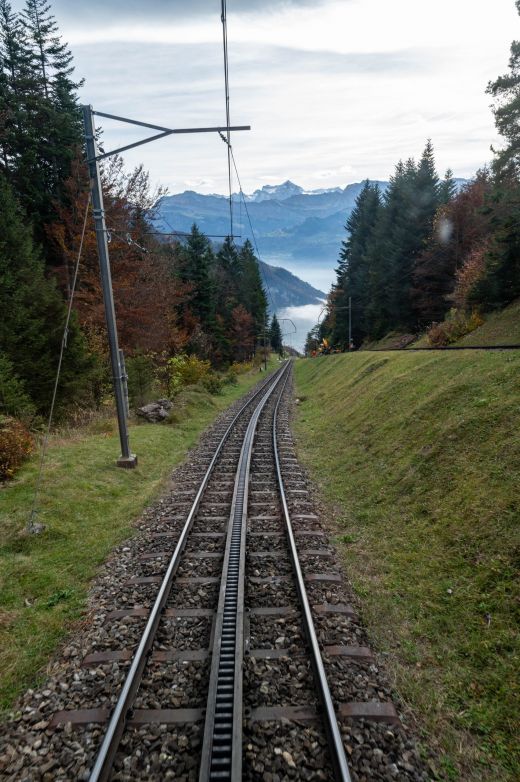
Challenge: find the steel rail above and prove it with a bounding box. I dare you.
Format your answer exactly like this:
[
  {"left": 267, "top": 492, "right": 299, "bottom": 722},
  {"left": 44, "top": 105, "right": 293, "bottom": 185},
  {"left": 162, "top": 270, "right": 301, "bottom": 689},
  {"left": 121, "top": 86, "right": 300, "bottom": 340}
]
[
  {"left": 199, "top": 360, "right": 292, "bottom": 782},
  {"left": 88, "top": 363, "right": 287, "bottom": 782},
  {"left": 367, "top": 344, "right": 520, "bottom": 352},
  {"left": 272, "top": 364, "right": 353, "bottom": 782}
]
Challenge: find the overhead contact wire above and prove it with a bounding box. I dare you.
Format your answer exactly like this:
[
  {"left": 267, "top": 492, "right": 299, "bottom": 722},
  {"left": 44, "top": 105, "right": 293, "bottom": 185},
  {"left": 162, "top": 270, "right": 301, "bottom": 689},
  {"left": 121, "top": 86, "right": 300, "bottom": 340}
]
[
  {"left": 221, "top": 0, "right": 234, "bottom": 238},
  {"left": 27, "top": 190, "right": 92, "bottom": 533},
  {"left": 229, "top": 147, "right": 276, "bottom": 313}
]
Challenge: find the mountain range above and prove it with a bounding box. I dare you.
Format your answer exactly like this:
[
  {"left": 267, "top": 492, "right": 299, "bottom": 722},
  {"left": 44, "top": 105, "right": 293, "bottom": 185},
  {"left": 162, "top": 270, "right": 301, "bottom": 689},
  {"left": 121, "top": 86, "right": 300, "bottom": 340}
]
[
  {"left": 154, "top": 180, "right": 389, "bottom": 280},
  {"left": 154, "top": 178, "right": 468, "bottom": 309}
]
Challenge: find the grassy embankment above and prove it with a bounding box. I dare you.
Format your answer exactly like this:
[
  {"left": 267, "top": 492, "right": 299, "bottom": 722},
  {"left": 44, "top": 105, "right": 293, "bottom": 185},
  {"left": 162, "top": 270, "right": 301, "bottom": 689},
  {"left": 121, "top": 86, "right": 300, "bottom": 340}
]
[
  {"left": 457, "top": 299, "right": 520, "bottom": 347},
  {"left": 294, "top": 351, "right": 519, "bottom": 781},
  {"left": 0, "top": 363, "right": 276, "bottom": 712},
  {"left": 404, "top": 298, "right": 520, "bottom": 350}
]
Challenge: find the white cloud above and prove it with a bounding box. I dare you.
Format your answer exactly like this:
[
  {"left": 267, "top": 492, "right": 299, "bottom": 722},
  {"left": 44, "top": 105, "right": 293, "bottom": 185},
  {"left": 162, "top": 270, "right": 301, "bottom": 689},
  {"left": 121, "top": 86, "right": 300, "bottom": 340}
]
[
  {"left": 64, "top": 0, "right": 515, "bottom": 54},
  {"left": 184, "top": 178, "right": 215, "bottom": 189},
  {"left": 56, "top": 0, "right": 517, "bottom": 197}
]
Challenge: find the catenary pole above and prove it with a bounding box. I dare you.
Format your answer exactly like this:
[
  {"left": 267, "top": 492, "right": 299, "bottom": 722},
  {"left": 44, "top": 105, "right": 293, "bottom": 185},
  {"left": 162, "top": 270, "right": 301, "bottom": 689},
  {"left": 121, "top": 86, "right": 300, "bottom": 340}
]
[
  {"left": 82, "top": 105, "right": 137, "bottom": 468},
  {"left": 264, "top": 312, "right": 268, "bottom": 371},
  {"left": 81, "top": 105, "right": 249, "bottom": 466}
]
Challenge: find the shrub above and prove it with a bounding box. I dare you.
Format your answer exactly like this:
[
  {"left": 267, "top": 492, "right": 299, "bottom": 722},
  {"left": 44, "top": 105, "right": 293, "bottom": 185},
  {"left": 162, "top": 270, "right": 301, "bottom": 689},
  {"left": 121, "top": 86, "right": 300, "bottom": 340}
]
[
  {"left": 451, "top": 244, "right": 488, "bottom": 310},
  {"left": 222, "top": 370, "right": 238, "bottom": 386},
  {"left": 229, "top": 360, "right": 253, "bottom": 376},
  {"left": 253, "top": 352, "right": 269, "bottom": 369},
  {"left": 0, "top": 353, "right": 35, "bottom": 419},
  {"left": 202, "top": 372, "right": 224, "bottom": 395},
  {"left": 427, "top": 309, "right": 484, "bottom": 347},
  {"left": 0, "top": 416, "right": 35, "bottom": 480},
  {"left": 167, "top": 354, "right": 211, "bottom": 396}
]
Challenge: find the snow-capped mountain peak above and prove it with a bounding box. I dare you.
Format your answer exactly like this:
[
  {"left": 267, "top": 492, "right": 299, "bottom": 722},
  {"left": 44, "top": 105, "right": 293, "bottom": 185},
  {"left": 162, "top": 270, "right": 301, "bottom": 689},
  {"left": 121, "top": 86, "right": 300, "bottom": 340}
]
[{"left": 249, "top": 180, "right": 305, "bottom": 202}]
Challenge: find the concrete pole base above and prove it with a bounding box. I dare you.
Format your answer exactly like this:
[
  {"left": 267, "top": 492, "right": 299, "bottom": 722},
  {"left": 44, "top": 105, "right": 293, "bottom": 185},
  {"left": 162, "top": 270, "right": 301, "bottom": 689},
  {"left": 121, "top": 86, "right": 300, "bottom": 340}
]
[{"left": 117, "top": 454, "right": 138, "bottom": 469}]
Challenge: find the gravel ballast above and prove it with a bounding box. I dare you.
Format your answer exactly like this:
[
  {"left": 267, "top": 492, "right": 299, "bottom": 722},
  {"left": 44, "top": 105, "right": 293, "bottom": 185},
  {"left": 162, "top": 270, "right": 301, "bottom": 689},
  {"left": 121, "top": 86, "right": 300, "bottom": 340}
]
[{"left": 0, "top": 367, "right": 437, "bottom": 781}]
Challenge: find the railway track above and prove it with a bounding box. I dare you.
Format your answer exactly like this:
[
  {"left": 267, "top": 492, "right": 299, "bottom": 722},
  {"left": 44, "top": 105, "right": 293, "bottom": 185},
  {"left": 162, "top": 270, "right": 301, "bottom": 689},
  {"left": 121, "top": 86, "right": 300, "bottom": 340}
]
[{"left": 1, "top": 362, "right": 432, "bottom": 782}]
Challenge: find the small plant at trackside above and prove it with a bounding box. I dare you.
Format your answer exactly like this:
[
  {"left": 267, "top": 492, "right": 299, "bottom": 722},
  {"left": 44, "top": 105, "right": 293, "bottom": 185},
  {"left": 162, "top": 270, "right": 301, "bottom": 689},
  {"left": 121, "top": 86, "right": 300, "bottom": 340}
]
[
  {"left": 222, "top": 370, "right": 238, "bottom": 386},
  {"left": 167, "top": 354, "right": 212, "bottom": 396},
  {"left": 0, "top": 416, "right": 35, "bottom": 480},
  {"left": 201, "top": 373, "right": 224, "bottom": 395},
  {"left": 45, "top": 588, "right": 75, "bottom": 608},
  {"left": 427, "top": 308, "right": 484, "bottom": 347},
  {"left": 162, "top": 355, "right": 256, "bottom": 399},
  {"left": 338, "top": 533, "right": 357, "bottom": 545},
  {"left": 230, "top": 360, "right": 254, "bottom": 376}
]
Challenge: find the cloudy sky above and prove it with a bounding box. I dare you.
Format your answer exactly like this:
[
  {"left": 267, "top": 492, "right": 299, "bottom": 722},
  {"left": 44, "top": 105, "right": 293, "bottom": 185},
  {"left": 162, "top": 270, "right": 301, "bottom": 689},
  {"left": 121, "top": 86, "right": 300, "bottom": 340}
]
[{"left": 46, "top": 0, "right": 517, "bottom": 195}]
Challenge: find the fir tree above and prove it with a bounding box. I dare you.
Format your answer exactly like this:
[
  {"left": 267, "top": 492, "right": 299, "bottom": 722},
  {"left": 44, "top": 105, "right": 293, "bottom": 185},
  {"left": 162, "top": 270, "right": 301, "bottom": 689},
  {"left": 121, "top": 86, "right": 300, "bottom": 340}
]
[
  {"left": 0, "top": 0, "right": 82, "bottom": 233},
  {"left": 211, "top": 237, "right": 241, "bottom": 364},
  {"left": 363, "top": 161, "right": 411, "bottom": 338},
  {"left": 22, "top": 0, "right": 77, "bottom": 98},
  {"left": 469, "top": 183, "right": 520, "bottom": 309},
  {"left": 469, "top": 2, "right": 520, "bottom": 310},
  {"left": 180, "top": 224, "right": 214, "bottom": 330},
  {"left": 415, "top": 140, "right": 440, "bottom": 229},
  {"left": 386, "top": 143, "right": 440, "bottom": 331},
  {"left": 230, "top": 304, "right": 255, "bottom": 361},
  {"left": 328, "top": 143, "right": 443, "bottom": 342},
  {"left": 439, "top": 168, "right": 457, "bottom": 203},
  {"left": 486, "top": 1, "right": 520, "bottom": 178},
  {"left": 331, "top": 180, "right": 381, "bottom": 346},
  {"left": 304, "top": 324, "right": 320, "bottom": 356},
  {"left": 237, "top": 239, "right": 267, "bottom": 343},
  {"left": 269, "top": 313, "right": 283, "bottom": 356},
  {"left": 0, "top": 351, "right": 34, "bottom": 416},
  {"left": 0, "top": 0, "right": 36, "bottom": 175},
  {"left": 216, "top": 235, "right": 240, "bottom": 274},
  {"left": 0, "top": 171, "right": 93, "bottom": 412}
]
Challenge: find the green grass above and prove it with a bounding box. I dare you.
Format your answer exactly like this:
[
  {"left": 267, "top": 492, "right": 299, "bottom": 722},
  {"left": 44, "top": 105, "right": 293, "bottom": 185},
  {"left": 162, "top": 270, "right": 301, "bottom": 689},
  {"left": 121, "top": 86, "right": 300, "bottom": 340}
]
[
  {"left": 0, "top": 364, "right": 273, "bottom": 711},
  {"left": 363, "top": 331, "right": 417, "bottom": 350},
  {"left": 406, "top": 332, "right": 431, "bottom": 348},
  {"left": 294, "top": 352, "right": 520, "bottom": 782},
  {"left": 364, "top": 298, "right": 520, "bottom": 350},
  {"left": 457, "top": 299, "right": 520, "bottom": 346},
  {"left": 404, "top": 298, "right": 520, "bottom": 349}
]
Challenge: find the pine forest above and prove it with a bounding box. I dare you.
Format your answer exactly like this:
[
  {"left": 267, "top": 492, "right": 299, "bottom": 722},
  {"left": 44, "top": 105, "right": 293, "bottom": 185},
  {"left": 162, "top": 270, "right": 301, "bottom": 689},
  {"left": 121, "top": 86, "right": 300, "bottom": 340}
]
[{"left": 0, "top": 0, "right": 269, "bottom": 430}]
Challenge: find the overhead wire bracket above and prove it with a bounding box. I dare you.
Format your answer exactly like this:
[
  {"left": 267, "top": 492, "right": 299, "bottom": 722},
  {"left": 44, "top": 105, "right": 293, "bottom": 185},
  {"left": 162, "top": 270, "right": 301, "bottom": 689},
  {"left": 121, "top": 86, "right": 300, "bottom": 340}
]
[{"left": 90, "top": 109, "right": 250, "bottom": 162}]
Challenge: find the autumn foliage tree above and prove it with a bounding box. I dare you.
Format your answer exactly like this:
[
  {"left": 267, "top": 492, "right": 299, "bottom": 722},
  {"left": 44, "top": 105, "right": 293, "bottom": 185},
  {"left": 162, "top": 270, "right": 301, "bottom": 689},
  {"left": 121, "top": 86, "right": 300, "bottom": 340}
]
[
  {"left": 451, "top": 243, "right": 490, "bottom": 310},
  {"left": 230, "top": 305, "right": 255, "bottom": 361},
  {"left": 0, "top": 0, "right": 263, "bottom": 419},
  {"left": 47, "top": 155, "right": 194, "bottom": 358},
  {"left": 411, "top": 172, "right": 493, "bottom": 326}
]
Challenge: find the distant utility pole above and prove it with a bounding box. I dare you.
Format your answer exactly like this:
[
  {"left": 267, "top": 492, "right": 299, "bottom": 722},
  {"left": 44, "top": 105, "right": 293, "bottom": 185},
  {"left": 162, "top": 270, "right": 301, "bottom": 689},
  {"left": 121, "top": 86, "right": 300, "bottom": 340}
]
[
  {"left": 82, "top": 105, "right": 250, "bottom": 467},
  {"left": 264, "top": 312, "right": 268, "bottom": 371},
  {"left": 349, "top": 296, "right": 352, "bottom": 350}
]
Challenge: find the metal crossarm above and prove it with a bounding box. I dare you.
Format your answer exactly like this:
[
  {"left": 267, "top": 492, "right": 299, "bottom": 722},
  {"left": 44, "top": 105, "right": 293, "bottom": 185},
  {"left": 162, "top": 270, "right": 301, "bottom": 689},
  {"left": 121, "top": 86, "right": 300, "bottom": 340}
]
[
  {"left": 90, "top": 109, "right": 250, "bottom": 161},
  {"left": 82, "top": 103, "right": 250, "bottom": 467}
]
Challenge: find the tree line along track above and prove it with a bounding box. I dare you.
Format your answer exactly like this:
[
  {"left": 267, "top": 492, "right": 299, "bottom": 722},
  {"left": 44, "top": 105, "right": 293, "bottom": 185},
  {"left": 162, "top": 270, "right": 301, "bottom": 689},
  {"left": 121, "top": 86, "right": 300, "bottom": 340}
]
[{"left": 1, "top": 362, "right": 433, "bottom": 782}]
